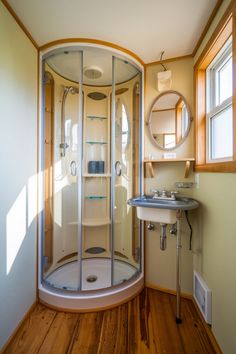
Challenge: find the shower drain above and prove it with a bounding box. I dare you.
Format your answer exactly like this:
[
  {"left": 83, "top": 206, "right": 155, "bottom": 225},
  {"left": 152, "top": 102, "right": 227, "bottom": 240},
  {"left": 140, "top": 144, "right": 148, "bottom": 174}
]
[{"left": 86, "top": 275, "right": 98, "bottom": 283}]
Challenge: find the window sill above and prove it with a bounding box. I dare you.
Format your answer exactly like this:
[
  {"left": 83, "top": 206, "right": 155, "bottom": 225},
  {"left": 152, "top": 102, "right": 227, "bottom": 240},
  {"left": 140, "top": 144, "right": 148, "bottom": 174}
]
[{"left": 195, "top": 161, "right": 236, "bottom": 172}]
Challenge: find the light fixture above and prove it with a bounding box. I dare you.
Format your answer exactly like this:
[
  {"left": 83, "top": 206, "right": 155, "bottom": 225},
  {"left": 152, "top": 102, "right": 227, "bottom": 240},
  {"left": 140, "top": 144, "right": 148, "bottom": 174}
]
[
  {"left": 83, "top": 66, "right": 103, "bottom": 79},
  {"left": 157, "top": 51, "right": 172, "bottom": 91}
]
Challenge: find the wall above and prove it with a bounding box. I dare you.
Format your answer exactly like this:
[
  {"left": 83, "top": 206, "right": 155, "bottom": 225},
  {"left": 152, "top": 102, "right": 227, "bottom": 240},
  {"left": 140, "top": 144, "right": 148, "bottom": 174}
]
[
  {"left": 193, "top": 1, "right": 236, "bottom": 353},
  {"left": 0, "top": 2, "right": 38, "bottom": 350},
  {"left": 145, "top": 57, "right": 196, "bottom": 294}
]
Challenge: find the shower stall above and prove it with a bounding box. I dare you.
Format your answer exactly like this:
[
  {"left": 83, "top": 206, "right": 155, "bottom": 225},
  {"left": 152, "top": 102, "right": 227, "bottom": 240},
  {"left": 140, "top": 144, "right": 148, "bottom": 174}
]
[{"left": 39, "top": 44, "right": 143, "bottom": 310}]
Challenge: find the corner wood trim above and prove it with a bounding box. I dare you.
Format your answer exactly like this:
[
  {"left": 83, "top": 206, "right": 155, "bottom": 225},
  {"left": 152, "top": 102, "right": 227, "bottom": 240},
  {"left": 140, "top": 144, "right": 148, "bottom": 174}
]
[
  {"left": 192, "top": 0, "right": 223, "bottom": 57},
  {"left": 1, "top": 0, "right": 38, "bottom": 49},
  {"left": 192, "top": 297, "right": 223, "bottom": 354},
  {"left": 145, "top": 283, "right": 222, "bottom": 354},
  {"left": 39, "top": 38, "right": 145, "bottom": 66},
  {"left": 0, "top": 301, "right": 37, "bottom": 353}
]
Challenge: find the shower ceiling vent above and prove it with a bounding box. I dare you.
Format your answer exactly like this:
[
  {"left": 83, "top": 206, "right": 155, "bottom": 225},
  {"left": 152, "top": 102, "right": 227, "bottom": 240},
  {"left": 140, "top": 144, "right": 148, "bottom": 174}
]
[{"left": 84, "top": 66, "right": 103, "bottom": 80}]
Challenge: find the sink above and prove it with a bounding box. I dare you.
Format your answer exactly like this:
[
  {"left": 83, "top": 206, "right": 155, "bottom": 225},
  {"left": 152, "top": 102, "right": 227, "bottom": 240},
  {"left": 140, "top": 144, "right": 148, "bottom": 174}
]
[{"left": 128, "top": 195, "right": 199, "bottom": 224}]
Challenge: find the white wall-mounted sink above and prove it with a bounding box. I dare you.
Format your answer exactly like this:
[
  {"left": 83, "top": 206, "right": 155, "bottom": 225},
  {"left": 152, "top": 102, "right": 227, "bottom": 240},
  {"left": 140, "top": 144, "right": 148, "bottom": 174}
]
[{"left": 128, "top": 195, "right": 199, "bottom": 224}]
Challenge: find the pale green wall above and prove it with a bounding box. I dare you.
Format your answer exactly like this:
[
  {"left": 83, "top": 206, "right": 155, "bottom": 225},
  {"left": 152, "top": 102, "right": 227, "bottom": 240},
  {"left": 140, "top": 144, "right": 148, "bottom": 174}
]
[
  {"left": 0, "top": 2, "right": 38, "bottom": 350},
  {"left": 193, "top": 1, "right": 236, "bottom": 352},
  {"left": 145, "top": 57, "right": 197, "bottom": 294},
  {"left": 193, "top": 174, "right": 236, "bottom": 354}
]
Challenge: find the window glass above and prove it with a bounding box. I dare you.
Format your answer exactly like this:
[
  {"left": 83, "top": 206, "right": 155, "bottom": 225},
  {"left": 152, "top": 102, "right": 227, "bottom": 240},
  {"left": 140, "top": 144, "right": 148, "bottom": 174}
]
[
  {"left": 211, "top": 105, "right": 233, "bottom": 159},
  {"left": 206, "top": 36, "right": 233, "bottom": 162},
  {"left": 218, "top": 57, "right": 232, "bottom": 104}
]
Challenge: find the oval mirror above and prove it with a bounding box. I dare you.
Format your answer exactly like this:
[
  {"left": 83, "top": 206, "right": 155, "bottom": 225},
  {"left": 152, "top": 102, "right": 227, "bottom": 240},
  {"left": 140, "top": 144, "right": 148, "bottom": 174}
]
[{"left": 148, "top": 91, "right": 191, "bottom": 150}]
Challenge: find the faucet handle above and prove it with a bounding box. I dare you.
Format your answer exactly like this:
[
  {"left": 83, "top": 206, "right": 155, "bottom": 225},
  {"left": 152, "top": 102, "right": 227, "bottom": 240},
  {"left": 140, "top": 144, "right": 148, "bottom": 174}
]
[
  {"left": 170, "top": 190, "right": 178, "bottom": 199},
  {"left": 151, "top": 189, "right": 159, "bottom": 195}
]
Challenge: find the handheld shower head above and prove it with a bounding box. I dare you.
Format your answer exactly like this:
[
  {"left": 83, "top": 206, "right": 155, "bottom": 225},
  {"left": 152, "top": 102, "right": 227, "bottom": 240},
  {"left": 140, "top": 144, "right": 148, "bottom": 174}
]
[{"left": 68, "top": 86, "right": 79, "bottom": 95}]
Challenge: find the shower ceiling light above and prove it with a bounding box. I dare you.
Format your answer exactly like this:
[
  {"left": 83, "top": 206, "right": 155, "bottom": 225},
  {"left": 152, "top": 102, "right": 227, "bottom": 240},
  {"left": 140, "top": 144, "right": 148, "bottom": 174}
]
[{"left": 83, "top": 66, "right": 103, "bottom": 79}]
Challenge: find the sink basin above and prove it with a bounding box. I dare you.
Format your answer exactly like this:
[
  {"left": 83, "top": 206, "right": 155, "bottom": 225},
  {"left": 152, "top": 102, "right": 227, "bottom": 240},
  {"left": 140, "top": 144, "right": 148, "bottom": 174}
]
[{"left": 128, "top": 195, "right": 199, "bottom": 224}]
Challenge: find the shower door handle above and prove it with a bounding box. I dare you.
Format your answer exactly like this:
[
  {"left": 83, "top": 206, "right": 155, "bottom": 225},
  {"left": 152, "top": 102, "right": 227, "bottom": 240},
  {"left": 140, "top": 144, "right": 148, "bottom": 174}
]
[
  {"left": 115, "top": 161, "right": 122, "bottom": 176},
  {"left": 70, "top": 161, "right": 77, "bottom": 176}
]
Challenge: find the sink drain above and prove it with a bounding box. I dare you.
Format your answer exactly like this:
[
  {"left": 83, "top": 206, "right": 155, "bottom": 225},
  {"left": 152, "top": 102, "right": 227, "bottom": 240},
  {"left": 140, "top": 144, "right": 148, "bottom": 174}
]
[{"left": 86, "top": 275, "right": 98, "bottom": 283}]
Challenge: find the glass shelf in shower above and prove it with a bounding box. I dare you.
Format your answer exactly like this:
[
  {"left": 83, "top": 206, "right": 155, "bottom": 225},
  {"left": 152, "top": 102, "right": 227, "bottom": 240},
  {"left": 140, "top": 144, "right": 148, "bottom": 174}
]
[
  {"left": 87, "top": 115, "right": 108, "bottom": 120},
  {"left": 85, "top": 196, "right": 107, "bottom": 200},
  {"left": 82, "top": 218, "right": 111, "bottom": 226},
  {"left": 86, "top": 141, "right": 108, "bottom": 145},
  {"left": 83, "top": 173, "right": 111, "bottom": 178}
]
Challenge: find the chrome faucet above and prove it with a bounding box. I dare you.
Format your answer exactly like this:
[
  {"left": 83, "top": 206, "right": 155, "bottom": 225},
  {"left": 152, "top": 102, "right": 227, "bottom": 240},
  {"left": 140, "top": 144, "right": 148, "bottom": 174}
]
[{"left": 152, "top": 189, "right": 178, "bottom": 200}]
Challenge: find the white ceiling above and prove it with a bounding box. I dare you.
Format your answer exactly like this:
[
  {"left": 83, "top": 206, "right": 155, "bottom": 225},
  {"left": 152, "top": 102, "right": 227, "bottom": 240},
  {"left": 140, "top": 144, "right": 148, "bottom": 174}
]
[{"left": 7, "top": 0, "right": 217, "bottom": 63}]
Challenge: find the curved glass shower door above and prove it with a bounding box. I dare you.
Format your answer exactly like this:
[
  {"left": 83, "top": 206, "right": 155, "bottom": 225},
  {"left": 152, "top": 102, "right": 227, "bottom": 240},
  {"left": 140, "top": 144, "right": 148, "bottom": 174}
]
[
  {"left": 41, "top": 47, "right": 142, "bottom": 294},
  {"left": 112, "top": 57, "right": 142, "bottom": 286},
  {"left": 42, "top": 50, "right": 83, "bottom": 291}
]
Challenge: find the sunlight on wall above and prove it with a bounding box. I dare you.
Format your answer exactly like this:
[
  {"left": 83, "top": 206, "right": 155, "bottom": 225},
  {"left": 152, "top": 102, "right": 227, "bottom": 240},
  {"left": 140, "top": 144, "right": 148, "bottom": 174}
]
[
  {"left": 6, "top": 187, "right": 26, "bottom": 274},
  {"left": 28, "top": 174, "right": 37, "bottom": 227}
]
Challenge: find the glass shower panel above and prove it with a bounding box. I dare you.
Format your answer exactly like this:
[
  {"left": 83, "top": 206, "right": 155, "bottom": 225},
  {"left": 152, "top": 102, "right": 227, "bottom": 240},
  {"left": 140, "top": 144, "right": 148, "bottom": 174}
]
[
  {"left": 113, "top": 57, "right": 142, "bottom": 286},
  {"left": 42, "top": 50, "right": 82, "bottom": 291},
  {"left": 81, "top": 48, "right": 112, "bottom": 290}
]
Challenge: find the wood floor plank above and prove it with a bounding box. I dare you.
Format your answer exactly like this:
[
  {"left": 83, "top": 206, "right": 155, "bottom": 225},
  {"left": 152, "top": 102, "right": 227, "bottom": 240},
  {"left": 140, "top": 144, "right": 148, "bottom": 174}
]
[
  {"left": 127, "top": 290, "right": 154, "bottom": 354},
  {"left": 2, "top": 289, "right": 220, "bottom": 354},
  {"left": 97, "top": 307, "right": 121, "bottom": 354},
  {"left": 38, "top": 312, "right": 79, "bottom": 354},
  {"left": 148, "top": 289, "right": 185, "bottom": 354},
  {"left": 3, "top": 304, "right": 56, "bottom": 354},
  {"left": 112, "top": 303, "right": 128, "bottom": 354},
  {"left": 68, "top": 311, "right": 103, "bottom": 354},
  {"left": 169, "top": 295, "right": 217, "bottom": 354}
]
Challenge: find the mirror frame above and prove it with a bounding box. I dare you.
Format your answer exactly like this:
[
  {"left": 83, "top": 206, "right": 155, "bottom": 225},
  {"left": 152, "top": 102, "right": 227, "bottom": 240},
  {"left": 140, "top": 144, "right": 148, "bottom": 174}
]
[{"left": 148, "top": 90, "right": 192, "bottom": 151}]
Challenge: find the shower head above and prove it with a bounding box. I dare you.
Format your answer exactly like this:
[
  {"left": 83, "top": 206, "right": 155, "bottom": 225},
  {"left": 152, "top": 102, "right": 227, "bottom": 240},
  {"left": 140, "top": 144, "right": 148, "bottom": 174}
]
[{"left": 68, "top": 86, "right": 79, "bottom": 94}]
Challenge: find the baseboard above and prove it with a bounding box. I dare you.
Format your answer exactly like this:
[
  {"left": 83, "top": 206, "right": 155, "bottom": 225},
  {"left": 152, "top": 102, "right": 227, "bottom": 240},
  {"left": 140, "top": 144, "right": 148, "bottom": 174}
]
[
  {"left": 0, "top": 301, "right": 37, "bottom": 353},
  {"left": 145, "top": 282, "right": 192, "bottom": 299},
  {"left": 191, "top": 297, "right": 222, "bottom": 354},
  {"left": 145, "top": 282, "right": 222, "bottom": 354}
]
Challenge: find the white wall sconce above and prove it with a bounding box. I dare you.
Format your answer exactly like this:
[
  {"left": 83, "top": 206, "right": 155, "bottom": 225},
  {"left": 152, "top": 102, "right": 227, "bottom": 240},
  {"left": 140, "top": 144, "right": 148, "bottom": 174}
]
[{"left": 157, "top": 51, "right": 172, "bottom": 92}]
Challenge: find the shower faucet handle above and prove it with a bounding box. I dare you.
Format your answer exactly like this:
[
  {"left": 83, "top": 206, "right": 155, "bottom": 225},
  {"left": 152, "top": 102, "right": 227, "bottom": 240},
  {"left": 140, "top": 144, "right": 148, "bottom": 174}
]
[
  {"left": 70, "top": 161, "right": 77, "bottom": 176},
  {"left": 152, "top": 189, "right": 159, "bottom": 197}
]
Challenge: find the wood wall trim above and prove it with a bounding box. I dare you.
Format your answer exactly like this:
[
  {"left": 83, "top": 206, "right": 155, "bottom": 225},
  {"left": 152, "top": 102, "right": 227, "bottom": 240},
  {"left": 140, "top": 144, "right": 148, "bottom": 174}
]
[
  {"left": 194, "top": 1, "right": 234, "bottom": 69},
  {"left": 145, "top": 282, "right": 192, "bottom": 300},
  {"left": 192, "top": 298, "right": 223, "bottom": 354},
  {"left": 194, "top": 2, "right": 236, "bottom": 172},
  {"left": 39, "top": 38, "right": 145, "bottom": 66},
  {"left": 1, "top": 0, "right": 38, "bottom": 49},
  {"left": 0, "top": 301, "right": 37, "bottom": 353},
  {"left": 146, "top": 54, "right": 193, "bottom": 67},
  {"left": 192, "top": 0, "right": 223, "bottom": 57},
  {"left": 195, "top": 161, "right": 236, "bottom": 173}
]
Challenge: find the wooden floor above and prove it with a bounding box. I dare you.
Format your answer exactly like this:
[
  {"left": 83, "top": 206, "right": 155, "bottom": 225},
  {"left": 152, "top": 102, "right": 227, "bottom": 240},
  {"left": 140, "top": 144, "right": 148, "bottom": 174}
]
[{"left": 3, "top": 288, "right": 217, "bottom": 354}]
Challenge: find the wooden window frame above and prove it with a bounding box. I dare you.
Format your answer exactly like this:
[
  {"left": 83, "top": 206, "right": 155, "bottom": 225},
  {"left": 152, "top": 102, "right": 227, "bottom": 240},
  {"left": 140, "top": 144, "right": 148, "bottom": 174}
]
[{"left": 194, "top": 1, "right": 236, "bottom": 172}]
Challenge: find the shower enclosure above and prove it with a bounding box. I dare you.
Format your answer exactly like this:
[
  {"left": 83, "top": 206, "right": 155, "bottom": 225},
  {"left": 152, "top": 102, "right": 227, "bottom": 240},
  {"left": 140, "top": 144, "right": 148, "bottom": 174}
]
[{"left": 39, "top": 44, "right": 143, "bottom": 310}]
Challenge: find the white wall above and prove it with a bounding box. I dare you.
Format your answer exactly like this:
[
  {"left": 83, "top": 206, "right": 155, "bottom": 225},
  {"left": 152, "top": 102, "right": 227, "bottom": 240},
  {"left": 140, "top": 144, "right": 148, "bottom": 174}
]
[{"left": 0, "top": 3, "right": 38, "bottom": 350}]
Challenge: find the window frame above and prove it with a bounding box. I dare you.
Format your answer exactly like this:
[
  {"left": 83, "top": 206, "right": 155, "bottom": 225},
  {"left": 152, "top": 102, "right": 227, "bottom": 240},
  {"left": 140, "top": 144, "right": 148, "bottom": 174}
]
[
  {"left": 206, "top": 37, "right": 233, "bottom": 163},
  {"left": 194, "top": 2, "right": 236, "bottom": 172}
]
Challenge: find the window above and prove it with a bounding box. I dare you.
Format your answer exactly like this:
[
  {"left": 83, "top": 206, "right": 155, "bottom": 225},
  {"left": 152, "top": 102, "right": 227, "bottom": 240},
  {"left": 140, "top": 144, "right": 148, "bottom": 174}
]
[
  {"left": 206, "top": 37, "right": 233, "bottom": 161},
  {"left": 195, "top": 7, "right": 236, "bottom": 172}
]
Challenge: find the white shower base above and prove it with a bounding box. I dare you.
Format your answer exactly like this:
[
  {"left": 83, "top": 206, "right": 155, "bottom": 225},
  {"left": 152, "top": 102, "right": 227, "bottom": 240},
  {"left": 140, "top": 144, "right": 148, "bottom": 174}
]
[
  {"left": 39, "top": 258, "right": 144, "bottom": 312},
  {"left": 45, "top": 258, "right": 137, "bottom": 291}
]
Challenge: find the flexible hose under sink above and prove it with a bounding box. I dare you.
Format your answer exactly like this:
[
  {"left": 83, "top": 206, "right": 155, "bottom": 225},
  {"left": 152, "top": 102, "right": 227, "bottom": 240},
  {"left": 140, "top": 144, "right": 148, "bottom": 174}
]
[{"left": 185, "top": 210, "right": 193, "bottom": 250}]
